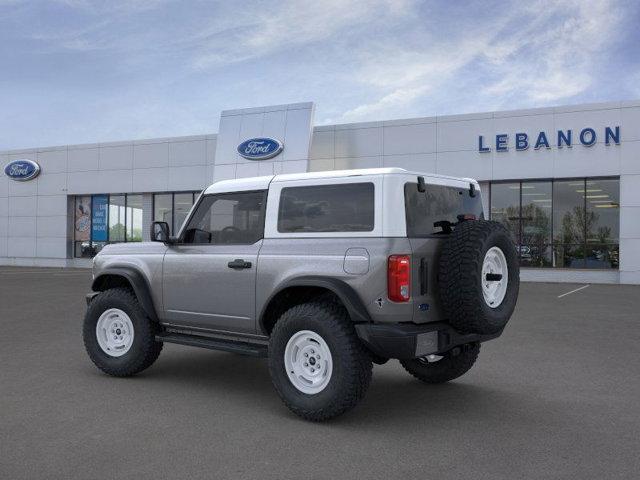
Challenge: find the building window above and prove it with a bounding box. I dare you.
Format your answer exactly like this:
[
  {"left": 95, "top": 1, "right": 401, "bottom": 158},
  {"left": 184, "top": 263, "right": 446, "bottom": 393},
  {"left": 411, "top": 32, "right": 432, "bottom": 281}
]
[
  {"left": 74, "top": 196, "right": 92, "bottom": 258},
  {"left": 489, "top": 183, "right": 520, "bottom": 244},
  {"left": 126, "top": 194, "right": 143, "bottom": 242},
  {"left": 521, "top": 181, "right": 552, "bottom": 267},
  {"left": 152, "top": 191, "right": 200, "bottom": 234},
  {"left": 73, "top": 193, "right": 145, "bottom": 258},
  {"left": 108, "top": 195, "right": 126, "bottom": 243},
  {"left": 153, "top": 193, "right": 172, "bottom": 229},
  {"left": 490, "top": 178, "right": 619, "bottom": 269}
]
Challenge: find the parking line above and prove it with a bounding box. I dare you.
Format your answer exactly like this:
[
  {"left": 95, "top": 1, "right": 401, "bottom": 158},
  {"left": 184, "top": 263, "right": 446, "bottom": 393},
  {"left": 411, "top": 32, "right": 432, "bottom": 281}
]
[{"left": 557, "top": 284, "right": 590, "bottom": 298}]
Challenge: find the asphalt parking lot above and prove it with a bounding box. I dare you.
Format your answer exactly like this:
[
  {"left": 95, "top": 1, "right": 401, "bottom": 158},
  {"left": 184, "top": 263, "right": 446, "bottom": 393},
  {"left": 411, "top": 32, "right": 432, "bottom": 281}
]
[{"left": 1, "top": 267, "right": 639, "bottom": 480}]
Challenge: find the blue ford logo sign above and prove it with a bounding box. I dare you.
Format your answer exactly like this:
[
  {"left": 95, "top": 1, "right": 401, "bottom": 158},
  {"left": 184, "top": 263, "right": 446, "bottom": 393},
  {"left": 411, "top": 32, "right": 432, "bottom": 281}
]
[
  {"left": 237, "top": 137, "right": 283, "bottom": 160},
  {"left": 4, "top": 159, "right": 41, "bottom": 181}
]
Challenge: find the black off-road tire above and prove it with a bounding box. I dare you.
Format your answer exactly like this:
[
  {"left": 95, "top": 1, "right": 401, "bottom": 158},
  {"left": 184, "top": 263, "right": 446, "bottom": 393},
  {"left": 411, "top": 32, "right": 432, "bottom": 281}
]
[
  {"left": 400, "top": 343, "right": 480, "bottom": 384},
  {"left": 438, "top": 220, "right": 519, "bottom": 334},
  {"left": 268, "top": 300, "right": 373, "bottom": 421},
  {"left": 83, "top": 288, "right": 163, "bottom": 377}
]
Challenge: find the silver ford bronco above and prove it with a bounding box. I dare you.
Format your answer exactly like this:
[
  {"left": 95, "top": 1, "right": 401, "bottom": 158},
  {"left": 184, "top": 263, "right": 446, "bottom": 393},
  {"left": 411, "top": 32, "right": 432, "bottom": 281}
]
[{"left": 83, "top": 168, "right": 519, "bottom": 421}]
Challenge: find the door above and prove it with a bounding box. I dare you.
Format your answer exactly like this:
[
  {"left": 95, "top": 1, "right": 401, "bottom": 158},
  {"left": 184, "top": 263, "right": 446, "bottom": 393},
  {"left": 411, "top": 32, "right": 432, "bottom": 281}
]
[{"left": 162, "top": 190, "right": 267, "bottom": 334}]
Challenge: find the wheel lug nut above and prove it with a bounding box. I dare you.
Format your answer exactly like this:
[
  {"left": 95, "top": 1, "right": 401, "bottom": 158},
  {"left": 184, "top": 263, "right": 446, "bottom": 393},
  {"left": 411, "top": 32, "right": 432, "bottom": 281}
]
[
  {"left": 304, "top": 362, "right": 308, "bottom": 367},
  {"left": 310, "top": 368, "right": 315, "bottom": 373},
  {"left": 304, "top": 353, "right": 308, "bottom": 357}
]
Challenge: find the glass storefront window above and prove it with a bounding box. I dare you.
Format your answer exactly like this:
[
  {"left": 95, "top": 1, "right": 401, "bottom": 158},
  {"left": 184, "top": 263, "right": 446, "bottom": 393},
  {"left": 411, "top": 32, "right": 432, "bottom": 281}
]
[
  {"left": 553, "top": 180, "right": 586, "bottom": 246},
  {"left": 490, "top": 183, "right": 520, "bottom": 243},
  {"left": 74, "top": 192, "right": 149, "bottom": 258},
  {"left": 74, "top": 196, "right": 92, "bottom": 258},
  {"left": 585, "top": 179, "right": 619, "bottom": 269},
  {"left": 153, "top": 191, "right": 199, "bottom": 234},
  {"left": 109, "top": 195, "right": 126, "bottom": 243},
  {"left": 585, "top": 179, "right": 619, "bottom": 244},
  {"left": 154, "top": 193, "right": 172, "bottom": 230},
  {"left": 490, "top": 178, "right": 620, "bottom": 270},
  {"left": 174, "top": 193, "right": 194, "bottom": 234},
  {"left": 126, "top": 194, "right": 143, "bottom": 242},
  {"left": 521, "top": 181, "right": 552, "bottom": 267}
]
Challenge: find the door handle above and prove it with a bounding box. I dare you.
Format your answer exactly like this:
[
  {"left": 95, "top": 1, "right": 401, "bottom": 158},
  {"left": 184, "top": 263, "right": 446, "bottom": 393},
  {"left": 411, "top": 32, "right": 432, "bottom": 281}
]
[{"left": 228, "top": 259, "right": 252, "bottom": 269}]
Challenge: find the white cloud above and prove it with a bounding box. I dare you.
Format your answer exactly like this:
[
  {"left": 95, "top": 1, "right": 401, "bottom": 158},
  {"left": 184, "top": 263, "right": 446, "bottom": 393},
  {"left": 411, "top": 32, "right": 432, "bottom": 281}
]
[
  {"left": 335, "top": 0, "right": 625, "bottom": 122},
  {"left": 191, "top": 0, "right": 414, "bottom": 69},
  {"left": 482, "top": 0, "right": 621, "bottom": 105}
]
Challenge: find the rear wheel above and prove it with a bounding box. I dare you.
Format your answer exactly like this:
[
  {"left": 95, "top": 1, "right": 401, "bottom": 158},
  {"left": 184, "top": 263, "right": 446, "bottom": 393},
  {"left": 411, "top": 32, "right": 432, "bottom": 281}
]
[
  {"left": 268, "top": 300, "right": 372, "bottom": 421},
  {"left": 83, "top": 288, "right": 163, "bottom": 377},
  {"left": 400, "top": 343, "right": 480, "bottom": 384}
]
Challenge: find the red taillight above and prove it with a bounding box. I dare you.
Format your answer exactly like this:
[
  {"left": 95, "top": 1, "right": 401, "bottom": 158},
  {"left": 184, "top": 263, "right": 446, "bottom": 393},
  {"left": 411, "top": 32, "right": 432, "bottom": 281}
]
[{"left": 388, "top": 255, "right": 411, "bottom": 302}]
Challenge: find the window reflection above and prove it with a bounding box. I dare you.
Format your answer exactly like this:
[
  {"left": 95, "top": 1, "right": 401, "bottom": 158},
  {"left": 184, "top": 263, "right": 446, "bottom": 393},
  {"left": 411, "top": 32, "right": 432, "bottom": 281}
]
[
  {"left": 490, "top": 183, "right": 520, "bottom": 243},
  {"left": 109, "top": 195, "right": 126, "bottom": 242},
  {"left": 553, "top": 180, "right": 585, "bottom": 245},
  {"left": 585, "top": 179, "right": 619, "bottom": 245},
  {"left": 126, "top": 195, "right": 143, "bottom": 242},
  {"left": 521, "top": 181, "right": 552, "bottom": 267},
  {"left": 74, "top": 192, "right": 150, "bottom": 258},
  {"left": 153, "top": 191, "right": 199, "bottom": 234},
  {"left": 491, "top": 178, "right": 619, "bottom": 270},
  {"left": 174, "top": 193, "right": 194, "bottom": 234},
  {"left": 154, "top": 194, "right": 172, "bottom": 230}
]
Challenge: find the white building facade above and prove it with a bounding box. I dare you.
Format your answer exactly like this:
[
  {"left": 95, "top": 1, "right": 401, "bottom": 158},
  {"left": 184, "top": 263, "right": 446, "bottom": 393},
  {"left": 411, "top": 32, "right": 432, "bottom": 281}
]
[{"left": 1, "top": 100, "right": 639, "bottom": 284}]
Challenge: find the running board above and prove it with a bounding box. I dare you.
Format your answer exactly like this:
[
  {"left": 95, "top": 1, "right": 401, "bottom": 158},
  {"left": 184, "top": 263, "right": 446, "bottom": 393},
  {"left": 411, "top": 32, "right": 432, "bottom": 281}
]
[{"left": 156, "top": 332, "right": 268, "bottom": 357}]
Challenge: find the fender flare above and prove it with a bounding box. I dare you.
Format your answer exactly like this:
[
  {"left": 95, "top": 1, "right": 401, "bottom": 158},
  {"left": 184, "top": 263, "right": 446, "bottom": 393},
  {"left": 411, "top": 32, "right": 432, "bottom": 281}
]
[
  {"left": 259, "top": 276, "right": 371, "bottom": 332},
  {"left": 92, "top": 267, "right": 159, "bottom": 322}
]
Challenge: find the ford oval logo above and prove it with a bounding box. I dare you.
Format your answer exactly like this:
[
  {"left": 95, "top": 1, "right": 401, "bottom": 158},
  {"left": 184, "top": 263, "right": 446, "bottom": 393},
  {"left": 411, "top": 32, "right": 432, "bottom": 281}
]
[
  {"left": 4, "top": 159, "right": 41, "bottom": 181},
  {"left": 237, "top": 137, "right": 283, "bottom": 160}
]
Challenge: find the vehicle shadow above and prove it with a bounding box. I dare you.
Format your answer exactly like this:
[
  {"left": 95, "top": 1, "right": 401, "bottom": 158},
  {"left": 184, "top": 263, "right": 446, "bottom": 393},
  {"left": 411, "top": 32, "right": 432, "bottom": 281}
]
[{"left": 122, "top": 346, "right": 537, "bottom": 428}]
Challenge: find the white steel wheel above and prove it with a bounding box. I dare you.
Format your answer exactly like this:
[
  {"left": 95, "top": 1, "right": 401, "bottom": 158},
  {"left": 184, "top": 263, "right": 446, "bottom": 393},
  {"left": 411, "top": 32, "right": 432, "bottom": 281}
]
[
  {"left": 284, "top": 330, "right": 333, "bottom": 395},
  {"left": 95, "top": 308, "right": 135, "bottom": 357},
  {"left": 481, "top": 246, "right": 509, "bottom": 308}
]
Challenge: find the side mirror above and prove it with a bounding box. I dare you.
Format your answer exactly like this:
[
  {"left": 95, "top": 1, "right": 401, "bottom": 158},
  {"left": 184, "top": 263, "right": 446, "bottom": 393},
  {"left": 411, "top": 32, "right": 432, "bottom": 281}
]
[{"left": 151, "top": 221, "right": 170, "bottom": 243}]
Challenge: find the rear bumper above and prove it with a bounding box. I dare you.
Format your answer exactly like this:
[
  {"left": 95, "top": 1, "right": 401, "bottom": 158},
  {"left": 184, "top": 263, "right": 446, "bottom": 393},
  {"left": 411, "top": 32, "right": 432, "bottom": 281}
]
[{"left": 355, "top": 322, "right": 502, "bottom": 360}]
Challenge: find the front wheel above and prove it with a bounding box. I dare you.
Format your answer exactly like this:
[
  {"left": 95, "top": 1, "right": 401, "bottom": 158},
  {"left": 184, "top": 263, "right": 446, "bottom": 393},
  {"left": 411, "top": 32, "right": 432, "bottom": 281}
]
[
  {"left": 400, "top": 343, "right": 480, "bottom": 384},
  {"left": 83, "top": 288, "right": 163, "bottom": 377},
  {"left": 268, "top": 300, "right": 372, "bottom": 421}
]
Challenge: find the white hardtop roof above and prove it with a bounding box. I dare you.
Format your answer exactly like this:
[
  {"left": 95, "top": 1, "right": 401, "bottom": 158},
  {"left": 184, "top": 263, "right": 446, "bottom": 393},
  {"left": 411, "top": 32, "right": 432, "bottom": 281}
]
[{"left": 203, "top": 168, "right": 477, "bottom": 194}]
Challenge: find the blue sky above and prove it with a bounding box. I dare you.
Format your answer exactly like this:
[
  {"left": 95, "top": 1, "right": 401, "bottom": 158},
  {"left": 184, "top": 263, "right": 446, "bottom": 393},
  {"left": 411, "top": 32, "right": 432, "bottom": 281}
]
[{"left": 1, "top": 0, "right": 639, "bottom": 150}]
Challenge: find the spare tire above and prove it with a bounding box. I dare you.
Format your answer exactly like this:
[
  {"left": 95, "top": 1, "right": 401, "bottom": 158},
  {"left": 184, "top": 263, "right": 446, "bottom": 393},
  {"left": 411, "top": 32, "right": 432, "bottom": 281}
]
[{"left": 438, "top": 220, "right": 519, "bottom": 334}]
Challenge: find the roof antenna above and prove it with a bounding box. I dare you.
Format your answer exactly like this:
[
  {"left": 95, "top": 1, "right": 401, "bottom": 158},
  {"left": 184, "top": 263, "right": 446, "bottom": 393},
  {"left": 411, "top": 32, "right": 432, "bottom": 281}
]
[{"left": 469, "top": 183, "right": 476, "bottom": 197}]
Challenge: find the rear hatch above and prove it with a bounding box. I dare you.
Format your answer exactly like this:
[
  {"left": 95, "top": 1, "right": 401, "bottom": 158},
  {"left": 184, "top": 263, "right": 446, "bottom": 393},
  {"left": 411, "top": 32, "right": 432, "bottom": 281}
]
[{"left": 404, "top": 179, "right": 484, "bottom": 322}]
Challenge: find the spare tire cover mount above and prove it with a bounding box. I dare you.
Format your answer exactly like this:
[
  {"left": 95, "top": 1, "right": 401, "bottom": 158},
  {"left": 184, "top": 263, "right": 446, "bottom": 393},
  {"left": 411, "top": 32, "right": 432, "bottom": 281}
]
[{"left": 481, "top": 246, "right": 509, "bottom": 308}]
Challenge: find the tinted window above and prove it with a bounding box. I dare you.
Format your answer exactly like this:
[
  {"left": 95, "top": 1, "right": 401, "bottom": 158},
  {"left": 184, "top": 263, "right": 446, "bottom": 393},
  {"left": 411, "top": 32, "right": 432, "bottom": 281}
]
[
  {"left": 183, "top": 191, "right": 266, "bottom": 244},
  {"left": 278, "top": 183, "right": 374, "bottom": 233},
  {"left": 404, "top": 182, "right": 483, "bottom": 236}
]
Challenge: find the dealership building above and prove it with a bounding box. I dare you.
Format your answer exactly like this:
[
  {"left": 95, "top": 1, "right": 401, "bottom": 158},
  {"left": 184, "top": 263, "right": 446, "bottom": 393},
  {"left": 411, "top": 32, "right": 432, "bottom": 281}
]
[{"left": 1, "top": 100, "right": 639, "bottom": 284}]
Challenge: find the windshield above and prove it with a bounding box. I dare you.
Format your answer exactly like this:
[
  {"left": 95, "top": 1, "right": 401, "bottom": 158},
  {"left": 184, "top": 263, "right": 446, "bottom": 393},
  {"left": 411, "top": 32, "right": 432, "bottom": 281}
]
[{"left": 404, "top": 182, "right": 484, "bottom": 236}]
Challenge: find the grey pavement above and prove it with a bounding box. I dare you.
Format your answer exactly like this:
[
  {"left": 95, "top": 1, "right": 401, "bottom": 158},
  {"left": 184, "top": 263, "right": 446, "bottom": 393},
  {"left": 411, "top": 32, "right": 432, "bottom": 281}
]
[{"left": 1, "top": 267, "right": 639, "bottom": 479}]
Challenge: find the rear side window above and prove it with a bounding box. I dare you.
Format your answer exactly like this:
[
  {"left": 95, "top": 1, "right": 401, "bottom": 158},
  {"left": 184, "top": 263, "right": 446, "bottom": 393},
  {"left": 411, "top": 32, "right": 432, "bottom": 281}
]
[
  {"left": 404, "top": 182, "right": 483, "bottom": 236},
  {"left": 278, "top": 183, "right": 374, "bottom": 233}
]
